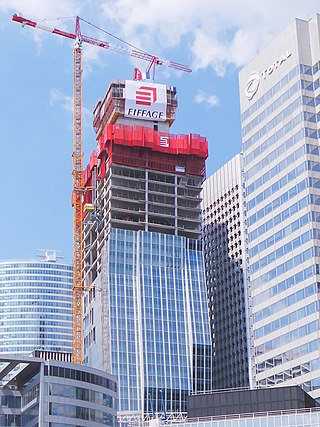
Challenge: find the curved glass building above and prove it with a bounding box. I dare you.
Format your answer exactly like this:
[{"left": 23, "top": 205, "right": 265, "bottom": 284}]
[
  {"left": 0, "top": 353, "right": 117, "bottom": 426},
  {"left": 0, "top": 255, "right": 73, "bottom": 356}
]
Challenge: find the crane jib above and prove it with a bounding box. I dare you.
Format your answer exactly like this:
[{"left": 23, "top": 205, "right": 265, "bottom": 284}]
[
  {"left": 12, "top": 14, "right": 76, "bottom": 40},
  {"left": 12, "top": 14, "right": 191, "bottom": 73}
]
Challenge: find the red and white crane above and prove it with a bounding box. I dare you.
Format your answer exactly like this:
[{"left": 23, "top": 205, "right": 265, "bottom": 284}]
[{"left": 12, "top": 13, "right": 192, "bottom": 365}]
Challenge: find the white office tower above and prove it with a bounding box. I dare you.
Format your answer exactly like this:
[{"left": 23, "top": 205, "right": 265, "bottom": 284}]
[
  {"left": 202, "top": 154, "right": 253, "bottom": 389},
  {"left": 0, "top": 254, "right": 73, "bottom": 356},
  {"left": 239, "top": 15, "right": 320, "bottom": 398}
]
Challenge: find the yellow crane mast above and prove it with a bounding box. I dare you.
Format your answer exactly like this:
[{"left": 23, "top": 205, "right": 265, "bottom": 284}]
[
  {"left": 12, "top": 13, "right": 192, "bottom": 364},
  {"left": 72, "top": 20, "right": 83, "bottom": 364}
]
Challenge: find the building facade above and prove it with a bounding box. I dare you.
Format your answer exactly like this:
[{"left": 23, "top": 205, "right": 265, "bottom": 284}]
[
  {"left": 187, "top": 385, "right": 318, "bottom": 418},
  {"left": 168, "top": 385, "right": 320, "bottom": 427},
  {"left": 168, "top": 407, "right": 320, "bottom": 427},
  {"left": 0, "top": 253, "right": 73, "bottom": 356},
  {"left": 202, "top": 154, "right": 252, "bottom": 389},
  {"left": 239, "top": 15, "right": 320, "bottom": 397},
  {"left": 82, "top": 80, "right": 212, "bottom": 423},
  {"left": 0, "top": 353, "right": 117, "bottom": 426}
]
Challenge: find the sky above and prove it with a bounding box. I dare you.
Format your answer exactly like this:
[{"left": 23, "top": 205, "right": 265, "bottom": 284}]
[{"left": 0, "top": 0, "right": 319, "bottom": 263}]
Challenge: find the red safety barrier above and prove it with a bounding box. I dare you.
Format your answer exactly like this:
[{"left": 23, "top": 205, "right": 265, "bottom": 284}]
[
  {"left": 144, "top": 127, "right": 156, "bottom": 148},
  {"left": 89, "top": 151, "right": 97, "bottom": 170},
  {"left": 84, "top": 123, "right": 208, "bottom": 186},
  {"left": 98, "top": 123, "right": 208, "bottom": 158},
  {"left": 83, "top": 167, "right": 90, "bottom": 187}
]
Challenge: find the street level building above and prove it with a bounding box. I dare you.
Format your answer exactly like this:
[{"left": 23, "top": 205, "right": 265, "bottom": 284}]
[
  {"left": 82, "top": 80, "right": 212, "bottom": 424},
  {"left": 169, "top": 408, "right": 320, "bottom": 427},
  {"left": 187, "top": 385, "right": 318, "bottom": 418},
  {"left": 116, "top": 385, "right": 320, "bottom": 427},
  {"left": 202, "top": 154, "right": 252, "bottom": 389},
  {"left": 0, "top": 352, "right": 117, "bottom": 426},
  {"left": 0, "top": 252, "right": 73, "bottom": 356},
  {"left": 239, "top": 15, "right": 320, "bottom": 397}
]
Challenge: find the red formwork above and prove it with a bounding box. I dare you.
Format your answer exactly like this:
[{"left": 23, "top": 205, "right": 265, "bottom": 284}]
[
  {"left": 84, "top": 123, "right": 208, "bottom": 187},
  {"left": 99, "top": 150, "right": 107, "bottom": 180},
  {"left": 143, "top": 127, "right": 156, "bottom": 148},
  {"left": 132, "top": 126, "right": 144, "bottom": 147},
  {"left": 97, "top": 125, "right": 113, "bottom": 157},
  {"left": 83, "top": 151, "right": 97, "bottom": 186},
  {"left": 81, "top": 152, "right": 98, "bottom": 220},
  {"left": 82, "top": 188, "right": 92, "bottom": 207},
  {"left": 112, "top": 144, "right": 145, "bottom": 169},
  {"left": 89, "top": 151, "right": 97, "bottom": 170},
  {"left": 189, "top": 134, "right": 208, "bottom": 157},
  {"left": 109, "top": 143, "right": 205, "bottom": 177},
  {"left": 98, "top": 123, "right": 208, "bottom": 158},
  {"left": 175, "top": 134, "right": 190, "bottom": 155},
  {"left": 83, "top": 166, "right": 90, "bottom": 187}
]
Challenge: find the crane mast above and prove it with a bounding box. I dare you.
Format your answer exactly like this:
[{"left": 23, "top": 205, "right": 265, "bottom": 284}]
[
  {"left": 12, "top": 13, "right": 192, "bottom": 365},
  {"left": 73, "top": 17, "right": 83, "bottom": 364}
]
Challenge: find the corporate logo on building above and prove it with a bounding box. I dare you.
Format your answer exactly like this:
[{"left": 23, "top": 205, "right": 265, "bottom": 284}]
[
  {"left": 245, "top": 51, "right": 292, "bottom": 100},
  {"left": 245, "top": 72, "right": 260, "bottom": 100},
  {"left": 261, "top": 51, "right": 292, "bottom": 79},
  {"left": 124, "top": 80, "right": 167, "bottom": 121},
  {"left": 135, "top": 86, "right": 157, "bottom": 106},
  {"left": 160, "top": 135, "right": 169, "bottom": 148}
]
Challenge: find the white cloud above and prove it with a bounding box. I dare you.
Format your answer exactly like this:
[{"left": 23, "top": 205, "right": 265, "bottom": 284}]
[
  {"left": 2, "top": 0, "right": 319, "bottom": 76},
  {"left": 0, "top": 0, "right": 80, "bottom": 19},
  {"left": 82, "top": 43, "right": 108, "bottom": 76},
  {"left": 2, "top": 1, "right": 112, "bottom": 71},
  {"left": 50, "top": 88, "right": 73, "bottom": 112},
  {"left": 50, "top": 88, "right": 92, "bottom": 124},
  {"left": 2, "top": 0, "right": 84, "bottom": 51},
  {"left": 194, "top": 90, "right": 220, "bottom": 108},
  {"left": 97, "top": 0, "right": 320, "bottom": 75}
]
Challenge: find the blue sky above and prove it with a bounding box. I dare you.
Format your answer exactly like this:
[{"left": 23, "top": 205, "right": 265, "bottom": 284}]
[{"left": 0, "top": 1, "right": 319, "bottom": 262}]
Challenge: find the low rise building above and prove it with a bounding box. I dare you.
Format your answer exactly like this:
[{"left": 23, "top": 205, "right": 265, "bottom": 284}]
[{"left": 0, "top": 352, "right": 117, "bottom": 427}]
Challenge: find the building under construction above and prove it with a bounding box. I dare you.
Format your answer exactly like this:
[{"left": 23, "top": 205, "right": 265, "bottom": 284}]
[{"left": 82, "top": 80, "right": 211, "bottom": 424}]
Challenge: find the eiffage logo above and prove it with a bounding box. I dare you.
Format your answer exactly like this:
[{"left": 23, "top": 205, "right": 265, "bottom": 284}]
[
  {"left": 136, "top": 86, "right": 157, "bottom": 106},
  {"left": 125, "top": 80, "right": 166, "bottom": 121}
]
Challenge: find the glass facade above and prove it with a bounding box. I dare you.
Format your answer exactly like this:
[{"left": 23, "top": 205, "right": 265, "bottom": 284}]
[
  {"left": 84, "top": 228, "right": 212, "bottom": 419},
  {"left": 0, "top": 354, "right": 117, "bottom": 427},
  {"left": 239, "top": 15, "right": 320, "bottom": 398},
  {"left": 0, "top": 260, "right": 73, "bottom": 355},
  {"left": 201, "top": 155, "right": 251, "bottom": 389},
  {"left": 82, "top": 84, "right": 211, "bottom": 424}
]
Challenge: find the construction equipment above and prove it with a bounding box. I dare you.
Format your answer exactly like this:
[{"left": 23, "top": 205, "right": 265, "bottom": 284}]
[{"left": 12, "top": 13, "right": 192, "bottom": 364}]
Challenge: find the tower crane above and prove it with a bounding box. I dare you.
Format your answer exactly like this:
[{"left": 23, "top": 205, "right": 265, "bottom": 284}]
[{"left": 12, "top": 13, "right": 192, "bottom": 364}]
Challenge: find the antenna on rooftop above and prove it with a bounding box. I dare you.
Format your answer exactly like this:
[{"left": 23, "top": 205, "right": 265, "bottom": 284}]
[{"left": 36, "top": 249, "right": 64, "bottom": 262}]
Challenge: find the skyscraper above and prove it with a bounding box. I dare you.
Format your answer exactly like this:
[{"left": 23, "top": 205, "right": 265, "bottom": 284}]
[
  {"left": 202, "top": 154, "right": 252, "bottom": 389},
  {"left": 82, "top": 80, "right": 212, "bottom": 424},
  {"left": 0, "top": 251, "right": 73, "bottom": 356},
  {"left": 239, "top": 14, "right": 320, "bottom": 398}
]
